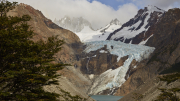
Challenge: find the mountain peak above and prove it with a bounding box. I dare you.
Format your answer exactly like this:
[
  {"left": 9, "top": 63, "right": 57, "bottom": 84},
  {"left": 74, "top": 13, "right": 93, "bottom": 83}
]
[
  {"left": 110, "top": 18, "right": 121, "bottom": 25},
  {"left": 54, "top": 16, "right": 94, "bottom": 33},
  {"left": 145, "top": 5, "right": 165, "bottom": 13},
  {"left": 107, "top": 6, "right": 166, "bottom": 45}
]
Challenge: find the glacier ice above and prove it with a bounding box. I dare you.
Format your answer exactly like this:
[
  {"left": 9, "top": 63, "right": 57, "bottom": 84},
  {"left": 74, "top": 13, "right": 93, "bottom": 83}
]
[{"left": 84, "top": 40, "right": 155, "bottom": 95}]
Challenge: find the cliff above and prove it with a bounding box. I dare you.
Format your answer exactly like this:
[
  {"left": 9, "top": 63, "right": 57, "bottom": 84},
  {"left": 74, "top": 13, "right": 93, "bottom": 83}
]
[{"left": 117, "top": 8, "right": 180, "bottom": 101}]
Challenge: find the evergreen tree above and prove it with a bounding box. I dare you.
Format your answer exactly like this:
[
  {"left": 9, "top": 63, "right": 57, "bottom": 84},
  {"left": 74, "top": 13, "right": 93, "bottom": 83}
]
[{"left": 0, "top": 0, "right": 66, "bottom": 100}]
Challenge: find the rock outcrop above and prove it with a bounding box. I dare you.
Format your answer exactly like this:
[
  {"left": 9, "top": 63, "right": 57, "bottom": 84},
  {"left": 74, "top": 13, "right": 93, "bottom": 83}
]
[
  {"left": 116, "top": 8, "right": 180, "bottom": 100},
  {"left": 119, "top": 75, "right": 180, "bottom": 101},
  {"left": 79, "top": 45, "right": 127, "bottom": 75},
  {"left": 8, "top": 3, "right": 82, "bottom": 64},
  {"left": 107, "top": 5, "right": 165, "bottom": 45}
]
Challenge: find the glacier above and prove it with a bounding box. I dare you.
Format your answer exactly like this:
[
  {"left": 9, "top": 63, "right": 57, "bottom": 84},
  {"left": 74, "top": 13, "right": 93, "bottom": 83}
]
[{"left": 84, "top": 40, "right": 155, "bottom": 95}]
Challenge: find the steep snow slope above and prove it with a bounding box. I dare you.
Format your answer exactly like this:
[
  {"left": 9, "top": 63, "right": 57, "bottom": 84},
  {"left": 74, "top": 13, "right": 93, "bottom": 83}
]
[
  {"left": 84, "top": 41, "right": 155, "bottom": 95},
  {"left": 76, "top": 19, "right": 121, "bottom": 42},
  {"left": 107, "top": 5, "right": 165, "bottom": 45},
  {"left": 75, "top": 26, "right": 96, "bottom": 42}
]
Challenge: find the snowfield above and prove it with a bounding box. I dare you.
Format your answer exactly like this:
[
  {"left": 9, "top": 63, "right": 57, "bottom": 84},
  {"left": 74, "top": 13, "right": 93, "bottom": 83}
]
[
  {"left": 84, "top": 40, "right": 155, "bottom": 95},
  {"left": 76, "top": 22, "right": 121, "bottom": 42}
]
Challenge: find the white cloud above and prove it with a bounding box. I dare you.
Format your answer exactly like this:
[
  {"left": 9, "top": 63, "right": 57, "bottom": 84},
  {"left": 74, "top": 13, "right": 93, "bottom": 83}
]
[
  {"left": 8, "top": 0, "right": 138, "bottom": 29},
  {"left": 132, "top": 0, "right": 180, "bottom": 10}
]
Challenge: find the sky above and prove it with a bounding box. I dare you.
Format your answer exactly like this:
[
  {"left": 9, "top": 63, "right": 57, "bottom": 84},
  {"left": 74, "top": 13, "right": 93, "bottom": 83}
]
[{"left": 9, "top": 0, "right": 180, "bottom": 30}]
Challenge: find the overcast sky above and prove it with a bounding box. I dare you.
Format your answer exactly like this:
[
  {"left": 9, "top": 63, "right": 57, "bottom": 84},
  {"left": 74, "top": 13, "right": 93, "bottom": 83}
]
[{"left": 9, "top": 0, "right": 180, "bottom": 29}]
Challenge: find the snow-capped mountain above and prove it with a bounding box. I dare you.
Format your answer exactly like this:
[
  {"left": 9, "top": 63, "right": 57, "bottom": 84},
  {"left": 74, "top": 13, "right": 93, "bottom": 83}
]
[
  {"left": 76, "top": 18, "right": 122, "bottom": 42},
  {"left": 54, "top": 16, "right": 94, "bottom": 33},
  {"left": 107, "top": 5, "right": 165, "bottom": 45}
]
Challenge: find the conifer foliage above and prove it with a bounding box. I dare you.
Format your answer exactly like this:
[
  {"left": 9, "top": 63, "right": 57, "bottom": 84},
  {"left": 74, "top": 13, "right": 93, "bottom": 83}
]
[{"left": 0, "top": 0, "right": 66, "bottom": 100}]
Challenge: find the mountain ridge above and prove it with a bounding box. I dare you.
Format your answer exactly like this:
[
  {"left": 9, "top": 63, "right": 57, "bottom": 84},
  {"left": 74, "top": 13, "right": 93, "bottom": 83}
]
[
  {"left": 77, "top": 18, "right": 122, "bottom": 42},
  {"left": 7, "top": 3, "right": 180, "bottom": 101},
  {"left": 54, "top": 16, "right": 94, "bottom": 33},
  {"left": 107, "top": 5, "right": 165, "bottom": 45}
]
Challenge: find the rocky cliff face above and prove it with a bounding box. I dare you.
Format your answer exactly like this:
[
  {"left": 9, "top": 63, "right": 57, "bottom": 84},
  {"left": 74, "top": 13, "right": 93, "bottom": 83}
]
[
  {"left": 116, "top": 8, "right": 180, "bottom": 100},
  {"left": 79, "top": 45, "right": 126, "bottom": 75},
  {"left": 8, "top": 3, "right": 82, "bottom": 64},
  {"left": 107, "top": 5, "right": 165, "bottom": 45},
  {"left": 119, "top": 75, "right": 180, "bottom": 101}
]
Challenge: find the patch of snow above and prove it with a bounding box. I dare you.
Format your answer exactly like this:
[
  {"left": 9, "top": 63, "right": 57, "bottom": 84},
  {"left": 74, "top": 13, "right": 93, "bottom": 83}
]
[
  {"left": 111, "top": 13, "right": 150, "bottom": 40},
  {"left": 139, "top": 34, "right": 154, "bottom": 45},
  {"left": 89, "top": 74, "right": 94, "bottom": 80},
  {"left": 110, "top": 6, "right": 165, "bottom": 42},
  {"left": 147, "top": 5, "right": 165, "bottom": 13},
  {"left": 134, "top": 65, "right": 137, "bottom": 68},
  {"left": 99, "top": 50, "right": 108, "bottom": 53},
  {"left": 76, "top": 24, "right": 121, "bottom": 42},
  {"left": 92, "top": 55, "right": 96, "bottom": 57}
]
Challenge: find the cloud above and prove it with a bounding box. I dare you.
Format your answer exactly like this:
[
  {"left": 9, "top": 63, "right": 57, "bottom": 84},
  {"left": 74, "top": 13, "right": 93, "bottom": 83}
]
[
  {"left": 132, "top": 0, "right": 180, "bottom": 10},
  {"left": 8, "top": 0, "right": 138, "bottom": 30}
]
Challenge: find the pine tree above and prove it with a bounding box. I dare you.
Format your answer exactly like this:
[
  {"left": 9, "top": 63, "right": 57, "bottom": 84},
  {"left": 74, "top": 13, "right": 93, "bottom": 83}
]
[{"left": 0, "top": 0, "right": 66, "bottom": 100}]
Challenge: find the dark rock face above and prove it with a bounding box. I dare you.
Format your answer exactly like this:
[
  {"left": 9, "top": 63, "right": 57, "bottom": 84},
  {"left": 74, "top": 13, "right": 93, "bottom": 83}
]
[
  {"left": 107, "top": 6, "right": 165, "bottom": 44},
  {"left": 79, "top": 45, "right": 128, "bottom": 75},
  {"left": 146, "top": 8, "right": 180, "bottom": 72},
  {"left": 116, "top": 8, "right": 180, "bottom": 97},
  {"left": 44, "top": 19, "right": 63, "bottom": 29}
]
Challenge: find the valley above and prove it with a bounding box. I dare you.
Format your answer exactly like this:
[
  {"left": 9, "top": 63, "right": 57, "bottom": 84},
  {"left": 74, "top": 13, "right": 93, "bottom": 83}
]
[
  {"left": 54, "top": 5, "right": 180, "bottom": 101},
  {"left": 4, "top": 1, "right": 180, "bottom": 101}
]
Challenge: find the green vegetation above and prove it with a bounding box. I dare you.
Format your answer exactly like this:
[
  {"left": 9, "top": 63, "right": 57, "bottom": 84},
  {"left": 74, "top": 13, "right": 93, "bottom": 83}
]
[
  {"left": 0, "top": 1, "right": 88, "bottom": 101},
  {"left": 0, "top": 0, "right": 65, "bottom": 100}
]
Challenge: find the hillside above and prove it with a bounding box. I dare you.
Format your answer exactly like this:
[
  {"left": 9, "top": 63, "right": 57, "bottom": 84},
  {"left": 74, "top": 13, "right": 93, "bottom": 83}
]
[
  {"left": 117, "top": 8, "right": 180, "bottom": 101},
  {"left": 7, "top": 3, "right": 94, "bottom": 101}
]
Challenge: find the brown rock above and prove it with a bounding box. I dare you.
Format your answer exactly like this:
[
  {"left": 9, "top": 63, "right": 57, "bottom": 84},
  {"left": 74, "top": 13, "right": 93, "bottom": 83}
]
[{"left": 7, "top": 4, "right": 82, "bottom": 64}]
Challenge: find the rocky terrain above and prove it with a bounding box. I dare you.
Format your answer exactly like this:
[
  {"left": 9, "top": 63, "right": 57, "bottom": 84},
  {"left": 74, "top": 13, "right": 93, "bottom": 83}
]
[
  {"left": 7, "top": 3, "right": 94, "bottom": 100},
  {"left": 8, "top": 3, "right": 83, "bottom": 65},
  {"left": 7, "top": 2, "right": 180, "bottom": 101},
  {"left": 119, "top": 75, "right": 180, "bottom": 101},
  {"left": 107, "top": 5, "right": 165, "bottom": 45},
  {"left": 78, "top": 41, "right": 155, "bottom": 95},
  {"left": 116, "top": 8, "right": 180, "bottom": 101}
]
